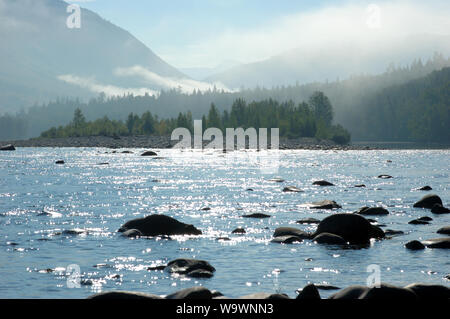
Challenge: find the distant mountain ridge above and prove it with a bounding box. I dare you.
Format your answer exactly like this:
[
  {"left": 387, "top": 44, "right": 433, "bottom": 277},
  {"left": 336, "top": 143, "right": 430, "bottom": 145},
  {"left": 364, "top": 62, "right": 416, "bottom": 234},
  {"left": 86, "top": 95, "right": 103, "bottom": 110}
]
[{"left": 0, "top": 0, "right": 186, "bottom": 113}]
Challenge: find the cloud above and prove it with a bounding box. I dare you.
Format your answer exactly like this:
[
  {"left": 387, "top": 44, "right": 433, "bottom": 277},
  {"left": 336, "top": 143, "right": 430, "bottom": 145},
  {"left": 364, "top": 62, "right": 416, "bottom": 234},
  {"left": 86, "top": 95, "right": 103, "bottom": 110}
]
[
  {"left": 114, "top": 65, "right": 232, "bottom": 93},
  {"left": 171, "top": 0, "right": 450, "bottom": 67},
  {"left": 57, "top": 74, "right": 158, "bottom": 97}
]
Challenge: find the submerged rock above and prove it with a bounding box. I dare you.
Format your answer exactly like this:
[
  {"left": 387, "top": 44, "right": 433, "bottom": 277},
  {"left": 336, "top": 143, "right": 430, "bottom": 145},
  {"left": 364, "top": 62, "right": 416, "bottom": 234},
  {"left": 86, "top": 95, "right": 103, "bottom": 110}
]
[
  {"left": 310, "top": 200, "right": 342, "bottom": 210},
  {"left": 282, "top": 186, "right": 303, "bottom": 193},
  {"left": 313, "top": 213, "right": 385, "bottom": 245},
  {"left": 270, "top": 235, "right": 303, "bottom": 244},
  {"left": 312, "top": 180, "right": 335, "bottom": 186},
  {"left": 354, "top": 184, "right": 366, "bottom": 188},
  {"left": 384, "top": 229, "right": 404, "bottom": 236},
  {"left": 418, "top": 186, "right": 432, "bottom": 191},
  {"left": 355, "top": 206, "right": 389, "bottom": 216},
  {"left": 55, "top": 160, "right": 65, "bottom": 164},
  {"left": 0, "top": 144, "right": 15, "bottom": 151},
  {"left": 421, "top": 237, "right": 450, "bottom": 249},
  {"left": 413, "top": 194, "right": 443, "bottom": 209},
  {"left": 118, "top": 214, "right": 202, "bottom": 236},
  {"left": 378, "top": 175, "right": 393, "bottom": 179},
  {"left": 242, "top": 213, "right": 271, "bottom": 218}
]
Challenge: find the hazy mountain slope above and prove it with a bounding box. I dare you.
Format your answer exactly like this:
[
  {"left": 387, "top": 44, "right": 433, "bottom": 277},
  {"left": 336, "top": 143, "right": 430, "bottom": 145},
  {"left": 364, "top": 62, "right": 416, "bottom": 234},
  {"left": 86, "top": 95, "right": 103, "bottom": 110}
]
[
  {"left": 206, "top": 34, "right": 450, "bottom": 89},
  {"left": 0, "top": 0, "right": 186, "bottom": 113}
]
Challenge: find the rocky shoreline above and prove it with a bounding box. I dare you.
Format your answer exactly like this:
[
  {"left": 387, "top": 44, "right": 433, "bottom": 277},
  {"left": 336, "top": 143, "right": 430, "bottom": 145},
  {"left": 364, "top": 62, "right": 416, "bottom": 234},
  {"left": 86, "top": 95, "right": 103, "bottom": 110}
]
[
  {"left": 0, "top": 135, "right": 381, "bottom": 150},
  {"left": 2, "top": 136, "right": 449, "bottom": 150}
]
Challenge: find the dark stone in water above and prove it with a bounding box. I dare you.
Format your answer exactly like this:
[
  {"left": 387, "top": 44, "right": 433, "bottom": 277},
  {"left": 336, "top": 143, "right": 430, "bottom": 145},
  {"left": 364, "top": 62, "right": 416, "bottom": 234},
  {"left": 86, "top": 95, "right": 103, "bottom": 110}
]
[
  {"left": 313, "top": 180, "right": 335, "bottom": 186},
  {"left": 421, "top": 237, "right": 450, "bottom": 249},
  {"left": 242, "top": 213, "right": 271, "bottom": 218},
  {"left": 431, "top": 204, "right": 450, "bottom": 214},
  {"left": 354, "top": 184, "right": 366, "bottom": 188},
  {"left": 166, "top": 287, "right": 212, "bottom": 299},
  {"left": 296, "top": 284, "right": 321, "bottom": 300},
  {"left": 437, "top": 226, "right": 450, "bottom": 235},
  {"left": 239, "top": 292, "right": 290, "bottom": 299},
  {"left": 141, "top": 151, "right": 158, "bottom": 156},
  {"left": 165, "top": 258, "right": 216, "bottom": 279},
  {"left": 268, "top": 178, "right": 285, "bottom": 183},
  {"left": 417, "top": 216, "right": 433, "bottom": 221},
  {"left": 356, "top": 206, "right": 389, "bottom": 216},
  {"left": 55, "top": 160, "right": 65, "bottom": 164},
  {"left": 246, "top": 188, "right": 254, "bottom": 191},
  {"left": 216, "top": 237, "right": 231, "bottom": 241},
  {"left": 270, "top": 235, "right": 303, "bottom": 244},
  {"left": 313, "top": 213, "right": 385, "bottom": 245},
  {"left": 408, "top": 219, "right": 430, "bottom": 225},
  {"left": 418, "top": 186, "right": 432, "bottom": 191},
  {"left": 147, "top": 265, "right": 166, "bottom": 271},
  {"left": 405, "top": 240, "right": 425, "bottom": 250},
  {"left": 413, "top": 194, "right": 443, "bottom": 209},
  {"left": 310, "top": 200, "right": 342, "bottom": 210},
  {"left": 378, "top": 175, "right": 393, "bottom": 179},
  {"left": 273, "top": 227, "right": 311, "bottom": 239},
  {"left": 313, "top": 232, "right": 347, "bottom": 245},
  {"left": 201, "top": 207, "right": 211, "bottom": 211},
  {"left": 231, "top": 227, "right": 246, "bottom": 234},
  {"left": 0, "top": 144, "right": 15, "bottom": 151},
  {"left": 118, "top": 214, "right": 202, "bottom": 236}
]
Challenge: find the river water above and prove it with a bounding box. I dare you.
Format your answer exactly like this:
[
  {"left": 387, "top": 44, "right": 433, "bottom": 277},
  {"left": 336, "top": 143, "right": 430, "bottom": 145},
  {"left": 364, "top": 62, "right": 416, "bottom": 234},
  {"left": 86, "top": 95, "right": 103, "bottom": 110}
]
[{"left": 0, "top": 148, "right": 448, "bottom": 298}]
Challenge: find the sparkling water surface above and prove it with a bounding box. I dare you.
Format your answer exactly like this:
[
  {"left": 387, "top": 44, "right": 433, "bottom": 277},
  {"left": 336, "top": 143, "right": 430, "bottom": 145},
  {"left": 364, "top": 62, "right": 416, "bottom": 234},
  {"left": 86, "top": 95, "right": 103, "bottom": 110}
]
[{"left": 0, "top": 148, "right": 449, "bottom": 298}]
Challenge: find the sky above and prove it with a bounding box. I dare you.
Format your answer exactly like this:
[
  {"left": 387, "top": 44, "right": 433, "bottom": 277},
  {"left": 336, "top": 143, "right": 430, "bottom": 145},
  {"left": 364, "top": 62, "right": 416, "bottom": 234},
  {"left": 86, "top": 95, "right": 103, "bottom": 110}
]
[{"left": 68, "top": 0, "right": 450, "bottom": 70}]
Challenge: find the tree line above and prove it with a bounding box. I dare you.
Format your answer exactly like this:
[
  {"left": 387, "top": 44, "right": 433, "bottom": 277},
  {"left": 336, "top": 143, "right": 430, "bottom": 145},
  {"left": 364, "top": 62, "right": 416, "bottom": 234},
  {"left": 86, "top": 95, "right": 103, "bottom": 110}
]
[{"left": 40, "top": 92, "right": 352, "bottom": 144}]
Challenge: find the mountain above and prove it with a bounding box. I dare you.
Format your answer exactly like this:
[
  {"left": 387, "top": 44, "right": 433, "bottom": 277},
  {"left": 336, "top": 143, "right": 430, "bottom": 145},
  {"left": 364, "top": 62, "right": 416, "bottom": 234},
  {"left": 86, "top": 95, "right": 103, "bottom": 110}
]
[
  {"left": 0, "top": 0, "right": 186, "bottom": 114},
  {"left": 206, "top": 34, "right": 450, "bottom": 89}
]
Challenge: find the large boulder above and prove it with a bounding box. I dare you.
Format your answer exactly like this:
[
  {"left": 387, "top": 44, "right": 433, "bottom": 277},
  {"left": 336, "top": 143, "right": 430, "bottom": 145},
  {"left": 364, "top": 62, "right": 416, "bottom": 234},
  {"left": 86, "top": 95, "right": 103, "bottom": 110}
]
[
  {"left": 88, "top": 291, "right": 162, "bottom": 299},
  {"left": 355, "top": 207, "right": 389, "bottom": 216},
  {"left": 405, "top": 240, "right": 425, "bottom": 250},
  {"left": 165, "top": 258, "right": 215, "bottom": 278},
  {"left": 413, "top": 194, "right": 443, "bottom": 209},
  {"left": 313, "top": 213, "right": 385, "bottom": 245},
  {"left": 0, "top": 144, "right": 15, "bottom": 151},
  {"left": 118, "top": 214, "right": 202, "bottom": 236}
]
